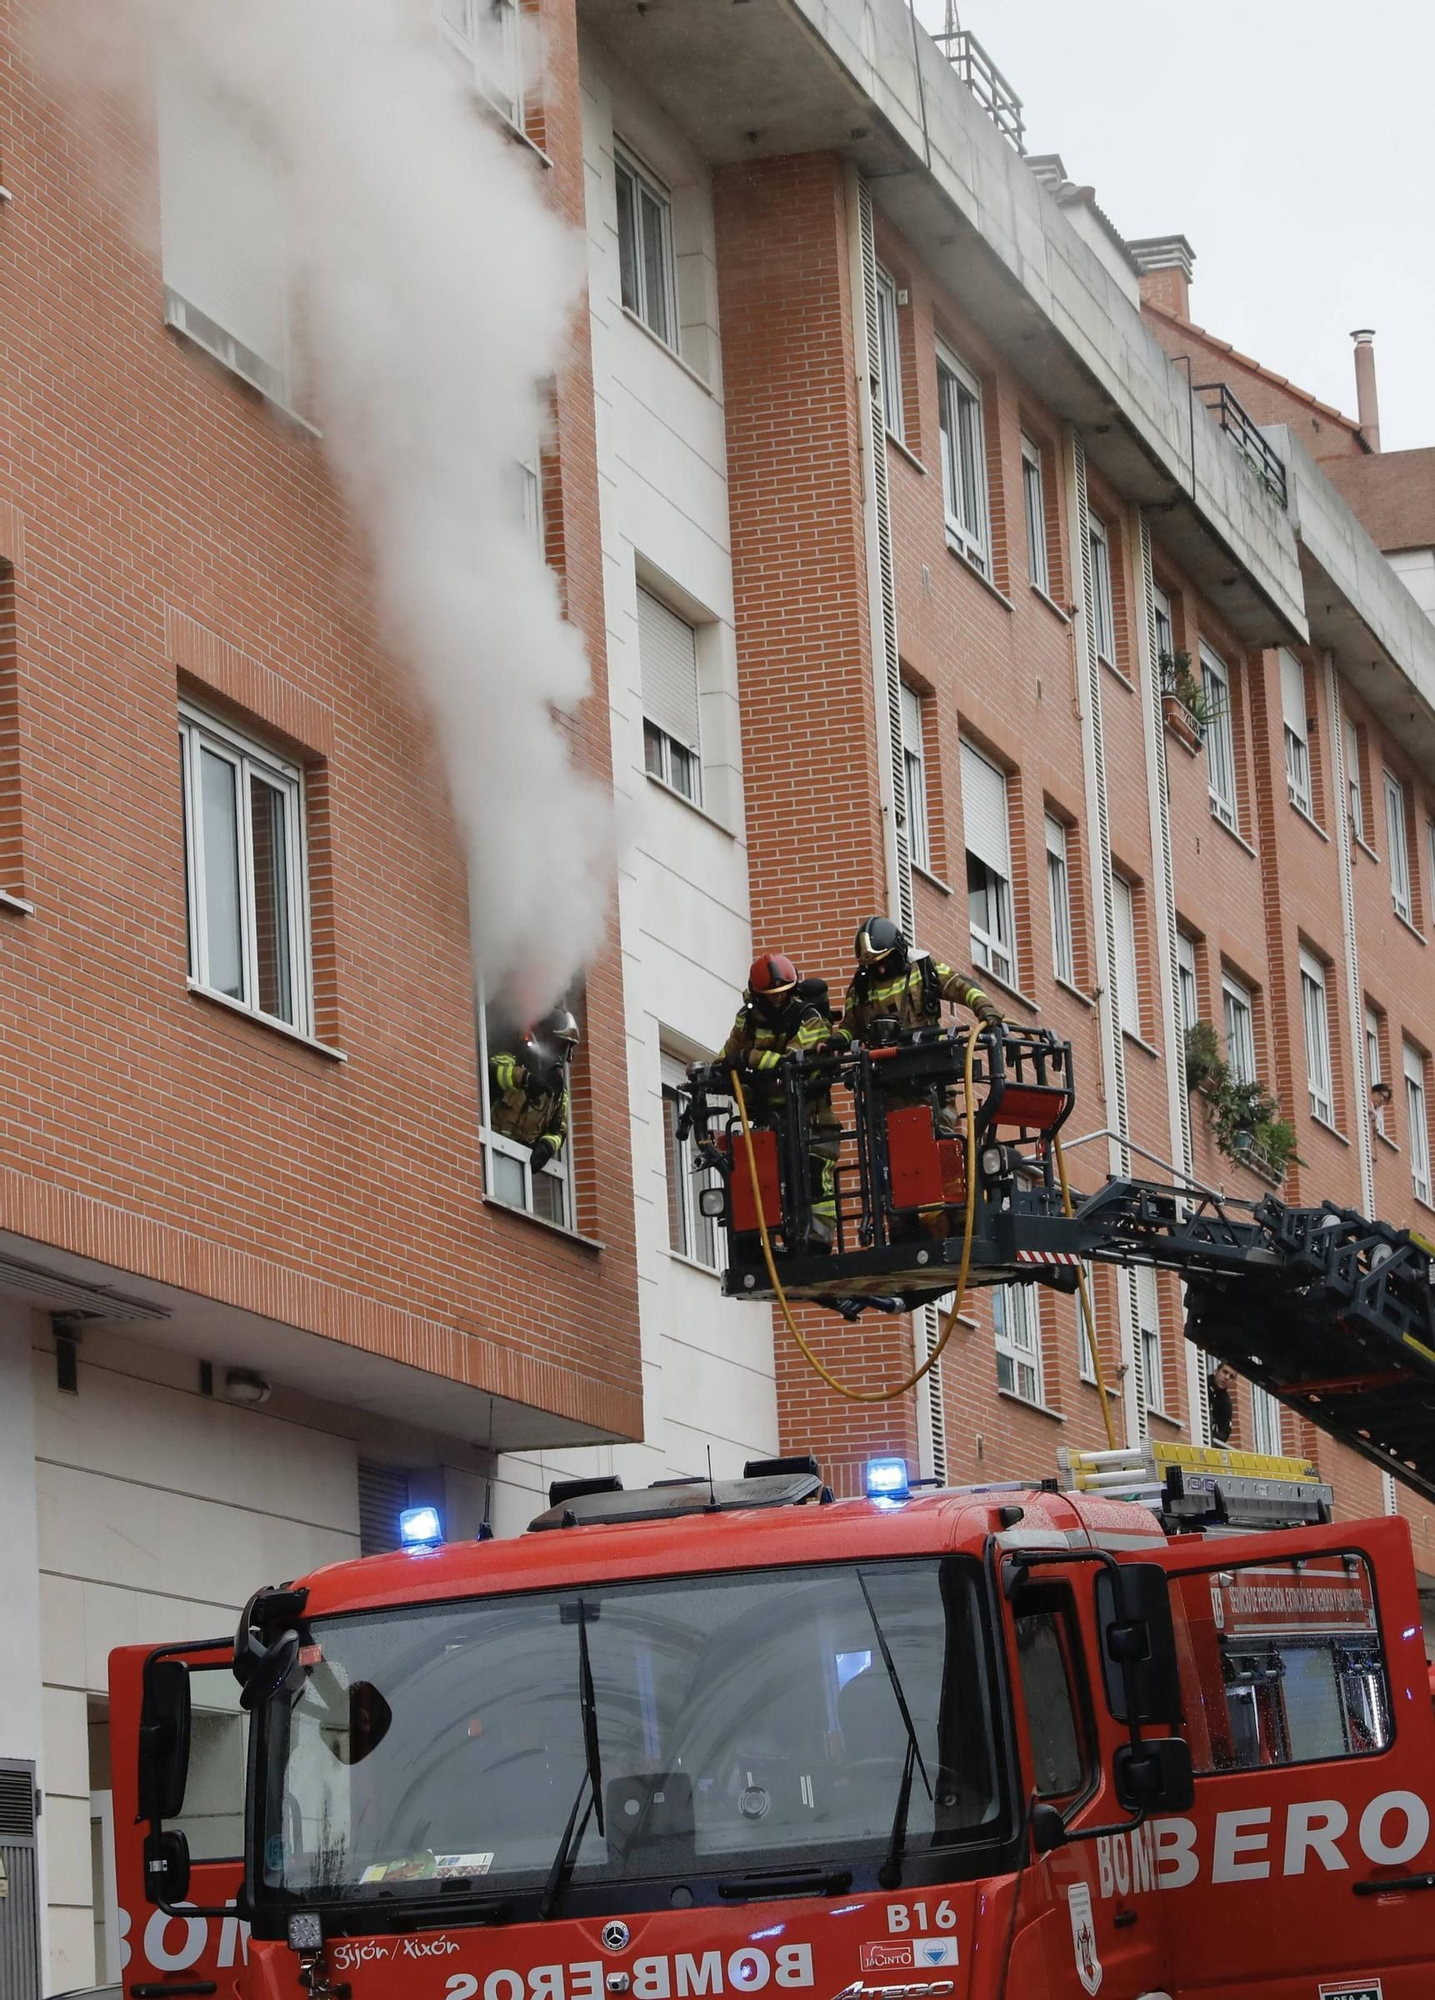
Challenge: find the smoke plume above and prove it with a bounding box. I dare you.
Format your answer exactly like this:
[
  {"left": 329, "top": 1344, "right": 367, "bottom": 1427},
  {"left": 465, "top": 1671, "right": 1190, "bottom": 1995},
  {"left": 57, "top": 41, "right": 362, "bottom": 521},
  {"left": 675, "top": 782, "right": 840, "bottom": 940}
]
[{"left": 31, "top": 0, "right": 611, "bottom": 1023}]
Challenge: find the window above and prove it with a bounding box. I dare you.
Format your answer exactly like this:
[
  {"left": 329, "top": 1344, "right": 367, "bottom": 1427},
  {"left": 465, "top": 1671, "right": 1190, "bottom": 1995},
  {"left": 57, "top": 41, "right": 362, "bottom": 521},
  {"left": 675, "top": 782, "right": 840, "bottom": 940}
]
[
  {"left": 1281, "top": 650, "right": 1312, "bottom": 815},
  {"left": 1405, "top": 1041, "right": 1431, "bottom": 1205},
  {"left": 1021, "top": 437, "right": 1049, "bottom": 596},
  {"left": 1202, "top": 648, "right": 1237, "bottom": 830},
  {"left": 1366, "top": 1004, "right": 1386, "bottom": 1135},
  {"left": 1176, "top": 929, "right": 1199, "bottom": 1043},
  {"left": 662, "top": 1055, "right": 720, "bottom": 1270},
  {"left": 962, "top": 742, "right": 1014, "bottom": 985},
  {"left": 1075, "top": 1267, "right": 1097, "bottom": 1383},
  {"left": 439, "top": 0, "right": 523, "bottom": 128},
  {"left": 478, "top": 1001, "right": 575, "bottom": 1229},
  {"left": 937, "top": 348, "right": 989, "bottom": 575},
  {"left": 1170, "top": 1554, "right": 1391, "bottom": 1774},
  {"left": 1012, "top": 1590, "right": 1087, "bottom": 1798},
  {"left": 1250, "top": 1384, "right": 1283, "bottom": 1457},
  {"left": 615, "top": 147, "right": 678, "bottom": 350},
  {"left": 1222, "top": 974, "right": 1256, "bottom": 1087},
  {"left": 1045, "top": 815, "right": 1075, "bottom": 985},
  {"left": 1428, "top": 821, "right": 1435, "bottom": 931},
  {"left": 1299, "top": 949, "right": 1334, "bottom": 1125},
  {"left": 994, "top": 1284, "right": 1042, "bottom": 1403},
  {"left": 1134, "top": 1264, "right": 1164, "bottom": 1416},
  {"left": 876, "top": 267, "right": 904, "bottom": 440},
  {"left": 901, "top": 683, "right": 931, "bottom": 874},
  {"left": 1111, "top": 874, "right": 1140, "bottom": 1037},
  {"left": 1152, "top": 585, "right": 1174, "bottom": 666},
  {"left": 1087, "top": 518, "right": 1116, "bottom": 664},
  {"left": 179, "top": 705, "right": 310, "bottom": 1034},
  {"left": 165, "top": 1664, "right": 248, "bottom": 1862},
  {"left": 638, "top": 586, "right": 702, "bottom": 804},
  {"left": 1344, "top": 714, "right": 1364, "bottom": 841},
  {"left": 157, "top": 69, "right": 290, "bottom": 405},
  {"left": 1385, "top": 771, "right": 1412, "bottom": 921}
]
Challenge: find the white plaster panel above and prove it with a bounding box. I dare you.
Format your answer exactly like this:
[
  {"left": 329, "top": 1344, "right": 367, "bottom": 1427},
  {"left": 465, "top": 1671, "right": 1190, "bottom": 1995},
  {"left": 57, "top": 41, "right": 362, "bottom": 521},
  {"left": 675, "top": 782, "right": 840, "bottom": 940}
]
[
  {"left": 41, "top": 1684, "right": 90, "bottom": 1799},
  {"left": 42, "top": 1791, "right": 95, "bottom": 1908},
  {"left": 46, "top": 1901, "right": 96, "bottom": 1996}
]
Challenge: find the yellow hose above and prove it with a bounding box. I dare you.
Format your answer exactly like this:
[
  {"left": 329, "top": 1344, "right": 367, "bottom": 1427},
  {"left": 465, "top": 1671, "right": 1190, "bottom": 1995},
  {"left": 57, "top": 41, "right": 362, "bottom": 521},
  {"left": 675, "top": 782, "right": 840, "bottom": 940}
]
[
  {"left": 1054, "top": 1133, "right": 1118, "bottom": 1450},
  {"left": 728, "top": 1027, "right": 979, "bottom": 1404}
]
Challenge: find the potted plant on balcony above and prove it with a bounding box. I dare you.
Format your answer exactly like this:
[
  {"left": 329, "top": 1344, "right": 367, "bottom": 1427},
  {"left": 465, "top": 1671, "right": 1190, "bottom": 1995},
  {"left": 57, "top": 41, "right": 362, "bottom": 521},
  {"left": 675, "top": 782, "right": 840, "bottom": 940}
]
[
  {"left": 1182, "top": 1020, "right": 1223, "bottom": 1093},
  {"left": 1160, "top": 649, "right": 1210, "bottom": 751}
]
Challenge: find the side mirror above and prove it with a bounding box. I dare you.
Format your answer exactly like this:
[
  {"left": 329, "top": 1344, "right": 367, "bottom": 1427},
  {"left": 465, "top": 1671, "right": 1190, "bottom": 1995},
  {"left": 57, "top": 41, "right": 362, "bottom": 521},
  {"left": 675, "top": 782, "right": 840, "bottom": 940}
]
[
  {"left": 1113, "top": 1736, "right": 1194, "bottom": 1814},
  {"left": 1029, "top": 1802, "right": 1067, "bottom": 1854},
  {"left": 238, "top": 1630, "right": 301, "bottom": 1713},
  {"left": 143, "top": 1828, "right": 191, "bottom": 1906},
  {"left": 1095, "top": 1563, "right": 1184, "bottom": 1725},
  {"left": 138, "top": 1658, "right": 192, "bottom": 1824}
]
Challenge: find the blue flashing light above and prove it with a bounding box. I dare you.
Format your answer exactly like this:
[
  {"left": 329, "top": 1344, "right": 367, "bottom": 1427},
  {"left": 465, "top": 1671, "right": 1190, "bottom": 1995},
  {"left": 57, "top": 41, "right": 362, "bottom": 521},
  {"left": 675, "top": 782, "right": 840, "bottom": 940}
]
[
  {"left": 865, "top": 1457, "right": 910, "bottom": 1502},
  {"left": 399, "top": 1504, "right": 443, "bottom": 1548}
]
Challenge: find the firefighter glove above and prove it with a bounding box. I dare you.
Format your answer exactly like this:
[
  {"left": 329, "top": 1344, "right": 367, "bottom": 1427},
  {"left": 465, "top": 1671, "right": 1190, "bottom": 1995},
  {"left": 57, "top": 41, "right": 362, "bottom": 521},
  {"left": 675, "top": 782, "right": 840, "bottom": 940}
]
[{"left": 530, "top": 1138, "right": 557, "bottom": 1171}]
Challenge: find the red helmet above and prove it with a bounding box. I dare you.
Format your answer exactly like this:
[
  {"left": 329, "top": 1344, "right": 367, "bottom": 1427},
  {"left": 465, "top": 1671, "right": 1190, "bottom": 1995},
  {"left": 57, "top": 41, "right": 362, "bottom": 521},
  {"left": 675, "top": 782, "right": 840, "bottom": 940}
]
[{"left": 749, "top": 952, "right": 799, "bottom": 997}]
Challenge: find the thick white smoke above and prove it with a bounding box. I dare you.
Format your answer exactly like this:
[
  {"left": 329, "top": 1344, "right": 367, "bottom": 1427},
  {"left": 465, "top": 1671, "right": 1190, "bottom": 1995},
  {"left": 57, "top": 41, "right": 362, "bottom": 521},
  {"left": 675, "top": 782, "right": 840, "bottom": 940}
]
[{"left": 32, "top": 0, "right": 611, "bottom": 1022}]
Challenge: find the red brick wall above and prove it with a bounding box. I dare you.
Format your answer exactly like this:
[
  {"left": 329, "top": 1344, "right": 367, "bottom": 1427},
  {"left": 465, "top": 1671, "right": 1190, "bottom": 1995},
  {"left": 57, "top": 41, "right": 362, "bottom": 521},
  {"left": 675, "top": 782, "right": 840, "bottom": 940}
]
[{"left": 0, "top": 0, "right": 641, "bottom": 1441}]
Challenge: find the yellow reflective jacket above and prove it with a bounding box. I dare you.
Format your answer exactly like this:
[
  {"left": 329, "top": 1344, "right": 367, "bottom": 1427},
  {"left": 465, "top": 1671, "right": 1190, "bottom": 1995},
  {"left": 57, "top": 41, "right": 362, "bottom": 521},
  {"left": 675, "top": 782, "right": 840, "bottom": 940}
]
[
  {"left": 718, "top": 991, "right": 835, "bottom": 1127},
  {"left": 489, "top": 1048, "right": 569, "bottom": 1154},
  {"left": 839, "top": 954, "right": 1000, "bottom": 1044}
]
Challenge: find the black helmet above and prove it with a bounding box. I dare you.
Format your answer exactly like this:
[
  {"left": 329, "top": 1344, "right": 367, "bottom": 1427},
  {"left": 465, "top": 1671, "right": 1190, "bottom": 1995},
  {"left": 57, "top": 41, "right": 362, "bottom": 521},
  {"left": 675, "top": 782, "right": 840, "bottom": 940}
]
[{"left": 854, "top": 916, "right": 907, "bottom": 967}]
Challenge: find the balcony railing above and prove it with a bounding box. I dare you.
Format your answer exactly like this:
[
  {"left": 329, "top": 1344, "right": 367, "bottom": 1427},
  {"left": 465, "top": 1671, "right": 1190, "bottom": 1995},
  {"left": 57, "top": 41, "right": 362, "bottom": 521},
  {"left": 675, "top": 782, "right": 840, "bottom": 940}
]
[
  {"left": 931, "top": 23, "right": 1025, "bottom": 155},
  {"left": 1193, "top": 381, "right": 1288, "bottom": 509}
]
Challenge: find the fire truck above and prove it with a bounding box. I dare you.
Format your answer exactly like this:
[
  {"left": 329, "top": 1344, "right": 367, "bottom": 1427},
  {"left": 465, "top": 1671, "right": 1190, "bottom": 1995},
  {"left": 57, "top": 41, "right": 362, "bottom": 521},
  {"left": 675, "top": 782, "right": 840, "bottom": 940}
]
[{"left": 111, "top": 1029, "right": 1435, "bottom": 2000}]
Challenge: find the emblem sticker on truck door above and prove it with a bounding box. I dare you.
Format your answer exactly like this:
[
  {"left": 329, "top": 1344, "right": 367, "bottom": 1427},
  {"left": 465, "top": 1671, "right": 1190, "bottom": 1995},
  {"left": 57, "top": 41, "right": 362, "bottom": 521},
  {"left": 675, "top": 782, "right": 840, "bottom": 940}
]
[
  {"left": 1066, "top": 1883, "right": 1102, "bottom": 1997},
  {"left": 1317, "top": 1983, "right": 1382, "bottom": 2000}
]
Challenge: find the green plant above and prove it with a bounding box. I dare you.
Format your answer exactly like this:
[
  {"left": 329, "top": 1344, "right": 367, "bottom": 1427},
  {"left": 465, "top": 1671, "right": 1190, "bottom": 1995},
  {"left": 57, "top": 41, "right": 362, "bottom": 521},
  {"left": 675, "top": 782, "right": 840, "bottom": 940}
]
[
  {"left": 1183, "top": 1020, "right": 1223, "bottom": 1092},
  {"left": 1251, "top": 1116, "right": 1299, "bottom": 1179},
  {"left": 1159, "top": 648, "right": 1211, "bottom": 728}
]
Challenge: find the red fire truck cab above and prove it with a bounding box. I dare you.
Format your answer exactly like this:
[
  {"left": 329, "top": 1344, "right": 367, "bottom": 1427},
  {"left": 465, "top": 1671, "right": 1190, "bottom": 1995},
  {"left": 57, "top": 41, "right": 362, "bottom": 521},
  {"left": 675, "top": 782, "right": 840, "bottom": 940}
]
[{"left": 111, "top": 1452, "right": 1435, "bottom": 2000}]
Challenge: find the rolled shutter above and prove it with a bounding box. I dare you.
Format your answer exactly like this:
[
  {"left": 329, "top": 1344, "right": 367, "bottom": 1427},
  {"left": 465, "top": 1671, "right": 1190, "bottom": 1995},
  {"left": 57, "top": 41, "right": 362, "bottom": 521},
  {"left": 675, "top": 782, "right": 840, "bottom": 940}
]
[
  {"left": 1280, "top": 650, "right": 1307, "bottom": 743},
  {"left": 358, "top": 1461, "right": 410, "bottom": 1556},
  {"left": 960, "top": 741, "right": 1009, "bottom": 877},
  {"left": 637, "top": 588, "right": 701, "bottom": 754}
]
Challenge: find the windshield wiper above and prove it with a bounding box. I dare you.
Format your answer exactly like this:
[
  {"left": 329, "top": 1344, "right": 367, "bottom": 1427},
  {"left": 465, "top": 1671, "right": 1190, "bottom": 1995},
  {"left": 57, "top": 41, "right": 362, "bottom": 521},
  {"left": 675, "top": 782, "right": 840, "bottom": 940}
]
[
  {"left": 856, "top": 1572, "right": 932, "bottom": 1889},
  {"left": 539, "top": 1601, "right": 605, "bottom": 1920}
]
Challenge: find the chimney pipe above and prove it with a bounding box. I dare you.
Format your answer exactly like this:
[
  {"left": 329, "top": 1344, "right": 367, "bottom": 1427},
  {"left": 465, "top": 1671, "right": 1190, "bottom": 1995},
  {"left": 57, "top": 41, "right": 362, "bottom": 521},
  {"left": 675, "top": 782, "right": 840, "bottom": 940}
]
[{"left": 1351, "top": 329, "right": 1380, "bottom": 452}]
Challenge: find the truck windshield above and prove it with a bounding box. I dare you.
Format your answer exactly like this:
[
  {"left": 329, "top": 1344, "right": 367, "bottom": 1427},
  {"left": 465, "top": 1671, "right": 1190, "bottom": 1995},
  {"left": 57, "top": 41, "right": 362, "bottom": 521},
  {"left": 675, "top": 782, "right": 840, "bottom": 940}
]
[{"left": 260, "top": 1558, "right": 1003, "bottom": 1907}]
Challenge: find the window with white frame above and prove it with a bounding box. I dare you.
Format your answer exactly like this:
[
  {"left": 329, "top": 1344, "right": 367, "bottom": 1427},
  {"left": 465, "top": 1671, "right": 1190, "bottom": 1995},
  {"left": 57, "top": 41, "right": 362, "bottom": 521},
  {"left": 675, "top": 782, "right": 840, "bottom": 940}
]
[
  {"left": 157, "top": 69, "right": 291, "bottom": 407},
  {"left": 937, "top": 347, "right": 989, "bottom": 575},
  {"left": 1088, "top": 518, "right": 1116, "bottom": 665},
  {"left": 901, "top": 682, "right": 931, "bottom": 873},
  {"left": 1021, "top": 437, "right": 1049, "bottom": 597},
  {"left": 439, "top": 0, "right": 523, "bottom": 129},
  {"left": 1428, "top": 822, "right": 1435, "bottom": 933},
  {"left": 661, "top": 1053, "right": 720, "bottom": 1270},
  {"left": 1045, "top": 815, "right": 1075, "bottom": 986},
  {"left": 1111, "top": 873, "right": 1140, "bottom": 1037},
  {"left": 1250, "top": 1383, "right": 1283, "bottom": 1457},
  {"left": 994, "top": 1284, "right": 1042, "bottom": 1403},
  {"left": 962, "top": 741, "right": 1014, "bottom": 986},
  {"left": 1366, "top": 1004, "right": 1386, "bottom": 1135},
  {"left": 1281, "top": 650, "right": 1312, "bottom": 816},
  {"left": 477, "top": 1000, "right": 575, "bottom": 1229},
  {"left": 1299, "top": 947, "right": 1334, "bottom": 1125},
  {"left": 1222, "top": 973, "right": 1256, "bottom": 1086},
  {"left": 1075, "top": 1266, "right": 1097, "bottom": 1383},
  {"left": 876, "top": 267, "right": 904, "bottom": 440},
  {"left": 1385, "top": 771, "right": 1412, "bottom": 921},
  {"left": 1135, "top": 1263, "right": 1164, "bottom": 1416},
  {"left": 179, "top": 704, "right": 310, "bottom": 1035},
  {"left": 615, "top": 146, "right": 678, "bottom": 351},
  {"left": 638, "top": 585, "right": 702, "bottom": 804},
  {"left": 1201, "top": 647, "right": 1237, "bottom": 830},
  {"left": 1176, "top": 928, "right": 1199, "bottom": 1043},
  {"left": 1344, "top": 714, "right": 1364, "bottom": 841},
  {"left": 1405, "top": 1040, "right": 1432, "bottom": 1205},
  {"left": 1153, "top": 585, "right": 1174, "bottom": 666}
]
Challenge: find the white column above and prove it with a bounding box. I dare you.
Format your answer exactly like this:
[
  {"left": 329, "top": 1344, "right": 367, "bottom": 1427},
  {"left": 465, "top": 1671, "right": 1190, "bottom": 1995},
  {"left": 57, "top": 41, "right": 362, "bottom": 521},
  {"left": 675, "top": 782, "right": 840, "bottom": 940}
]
[{"left": 0, "top": 1306, "right": 50, "bottom": 1983}]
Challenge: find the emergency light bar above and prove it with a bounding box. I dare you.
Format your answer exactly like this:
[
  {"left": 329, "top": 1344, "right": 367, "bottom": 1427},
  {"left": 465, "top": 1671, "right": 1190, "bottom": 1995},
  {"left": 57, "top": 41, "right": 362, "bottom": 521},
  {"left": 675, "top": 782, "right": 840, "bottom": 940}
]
[
  {"left": 399, "top": 1504, "right": 443, "bottom": 1547},
  {"left": 1058, "top": 1440, "right": 1333, "bottom": 1533},
  {"left": 865, "top": 1456, "right": 911, "bottom": 1501}
]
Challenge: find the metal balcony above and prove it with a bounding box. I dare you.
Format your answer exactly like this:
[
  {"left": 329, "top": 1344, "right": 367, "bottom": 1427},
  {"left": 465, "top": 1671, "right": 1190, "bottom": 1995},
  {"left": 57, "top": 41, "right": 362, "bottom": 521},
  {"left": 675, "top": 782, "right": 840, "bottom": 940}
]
[
  {"left": 931, "top": 21, "right": 1025, "bottom": 155},
  {"left": 1193, "top": 381, "right": 1289, "bottom": 509}
]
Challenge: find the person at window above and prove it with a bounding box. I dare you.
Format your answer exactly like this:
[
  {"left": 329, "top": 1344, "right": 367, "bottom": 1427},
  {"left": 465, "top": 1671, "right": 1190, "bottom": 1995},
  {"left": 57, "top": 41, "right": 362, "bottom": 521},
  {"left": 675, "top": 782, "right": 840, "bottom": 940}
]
[
  {"left": 714, "top": 952, "right": 839, "bottom": 1246},
  {"left": 1370, "top": 1078, "right": 1393, "bottom": 1135},
  {"left": 1207, "top": 1360, "right": 1239, "bottom": 1445},
  {"left": 839, "top": 916, "right": 1002, "bottom": 1046},
  {"left": 488, "top": 1009, "right": 579, "bottom": 1172}
]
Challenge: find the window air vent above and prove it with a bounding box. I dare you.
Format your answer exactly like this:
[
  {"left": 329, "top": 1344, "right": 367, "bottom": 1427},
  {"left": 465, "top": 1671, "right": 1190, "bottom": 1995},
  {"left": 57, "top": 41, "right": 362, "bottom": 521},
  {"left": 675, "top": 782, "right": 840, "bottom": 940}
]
[{"left": 0, "top": 1763, "right": 37, "bottom": 1841}]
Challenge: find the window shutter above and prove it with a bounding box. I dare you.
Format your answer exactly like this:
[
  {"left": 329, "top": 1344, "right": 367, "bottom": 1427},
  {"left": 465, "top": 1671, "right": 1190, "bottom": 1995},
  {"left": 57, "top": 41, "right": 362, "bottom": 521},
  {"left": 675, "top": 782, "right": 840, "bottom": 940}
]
[
  {"left": 358, "top": 1461, "right": 411, "bottom": 1557},
  {"left": 1112, "top": 876, "right": 1138, "bottom": 1027},
  {"left": 960, "top": 742, "right": 1009, "bottom": 877},
  {"left": 900, "top": 682, "right": 922, "bottom": 751},
  {"left": 1280, "top": 650, "right": 1307, "bottom": 742},
  {"left": 637, "top": 588, "right": 701, "bottom": 754},
  {"left": 158, "top": 72, "right": 289, "bottom": 396}
]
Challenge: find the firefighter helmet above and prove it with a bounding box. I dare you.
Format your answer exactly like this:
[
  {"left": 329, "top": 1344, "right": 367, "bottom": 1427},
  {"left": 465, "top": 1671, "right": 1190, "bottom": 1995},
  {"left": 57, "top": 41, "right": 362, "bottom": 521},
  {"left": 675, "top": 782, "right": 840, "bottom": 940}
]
[
  {"left": 748, "top": 952, "right": 799, "bottom": 998},
  {"left": 853, "top": 916, "right": 906, "bottom": 967},
  {"left": 534, "top": 1008, "right": 580, "bottom": 1059}
]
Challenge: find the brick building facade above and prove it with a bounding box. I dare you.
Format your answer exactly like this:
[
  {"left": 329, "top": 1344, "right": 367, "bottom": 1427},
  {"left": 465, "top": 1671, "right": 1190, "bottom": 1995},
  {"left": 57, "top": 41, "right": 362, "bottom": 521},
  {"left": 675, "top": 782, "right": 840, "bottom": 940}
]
[{"left": 4, "top": 0, "right": 1435, "bottom": 1986}]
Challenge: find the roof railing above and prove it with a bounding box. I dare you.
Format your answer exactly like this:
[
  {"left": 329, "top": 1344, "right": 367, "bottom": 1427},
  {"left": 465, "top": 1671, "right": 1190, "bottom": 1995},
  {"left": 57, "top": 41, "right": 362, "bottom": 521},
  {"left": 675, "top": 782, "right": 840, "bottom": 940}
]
[
  {"left": 931, "top": 23, "right": 1025, "bottom": 155},
  {"left": 1192, "top": 380, "right": 1289, "bottom": 509}
]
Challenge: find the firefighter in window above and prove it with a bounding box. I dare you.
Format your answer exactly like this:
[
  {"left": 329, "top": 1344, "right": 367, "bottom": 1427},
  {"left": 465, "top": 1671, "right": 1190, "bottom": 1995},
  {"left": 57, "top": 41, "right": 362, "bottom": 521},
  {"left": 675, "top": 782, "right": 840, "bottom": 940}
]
[
  {"left": 488, "top": 1009, "right": 579, "bottom": 1171},
  {"left": 715, "top": 953, "right": 841, "bottom": 1246}
]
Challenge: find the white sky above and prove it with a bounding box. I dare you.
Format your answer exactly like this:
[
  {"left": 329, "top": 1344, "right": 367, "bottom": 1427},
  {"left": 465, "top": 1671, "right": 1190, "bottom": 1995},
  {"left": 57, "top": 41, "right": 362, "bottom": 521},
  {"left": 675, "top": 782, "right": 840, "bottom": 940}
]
[{"left": 915, "top": 0, "right": 1435, "bottom": 452}]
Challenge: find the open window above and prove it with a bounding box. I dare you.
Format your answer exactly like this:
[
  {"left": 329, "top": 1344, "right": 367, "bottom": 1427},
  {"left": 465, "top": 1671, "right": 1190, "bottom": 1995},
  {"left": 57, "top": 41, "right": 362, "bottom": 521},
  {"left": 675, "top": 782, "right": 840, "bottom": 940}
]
[
  {"left": 477, "top": 993, "right": 581, "bottom": 1230},
  {"left": 1009, "top": 1580, "right": 1092, "bottom": 1804}
]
